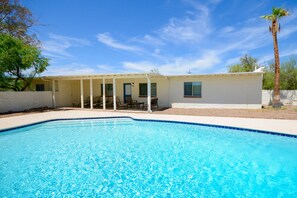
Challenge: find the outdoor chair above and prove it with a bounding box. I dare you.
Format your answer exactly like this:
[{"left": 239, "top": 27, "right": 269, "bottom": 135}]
[
  {"left": 93, "top": 96, "right": 103, "bottom": 108},
  {"left": 84, "top": 96, "right": 90, "bottom": 108},
  {"left": 143, "top": 97, "right": 159, "bottom": 110},
  {"left": 126, "top": 97, "right": 138, "bottom": 108},
  {"left": 106, "top": 96, "right": 113, "bottom": 108},
  {"left": 116, "top": 97, "right": 128, "bottom": 109},
  {"left": 151, "top": 97, "right": 159, "bottom": 109}
]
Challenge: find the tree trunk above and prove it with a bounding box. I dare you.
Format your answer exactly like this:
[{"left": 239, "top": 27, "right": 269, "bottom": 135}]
[{"left": 272, "top": 20, "right": 282, "bottom": 108}]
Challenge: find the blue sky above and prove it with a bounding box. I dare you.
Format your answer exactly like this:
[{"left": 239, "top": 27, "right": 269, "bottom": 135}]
[{"left": 25, "top": 0, "right": 297, "bottom": 76}]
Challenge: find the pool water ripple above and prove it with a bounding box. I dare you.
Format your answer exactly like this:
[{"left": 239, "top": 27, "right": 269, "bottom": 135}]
[{"left": 0, "top": 118, "right": 297, "bottom": 197}]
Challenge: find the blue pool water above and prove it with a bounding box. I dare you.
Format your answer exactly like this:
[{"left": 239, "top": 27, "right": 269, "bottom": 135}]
[{"left": 0, "top": 118, "right": 297, "bottom": 197}]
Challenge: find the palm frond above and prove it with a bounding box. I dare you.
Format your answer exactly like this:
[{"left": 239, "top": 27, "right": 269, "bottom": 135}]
[
  {"left": 261, "top": 14, "right": 275, "bottom": 21},
  {"left": 261, "top": 7, "right": 289, "bottom": 21},
  {"left": 272, "top": 7, "right": 290, "bottom": 18}
]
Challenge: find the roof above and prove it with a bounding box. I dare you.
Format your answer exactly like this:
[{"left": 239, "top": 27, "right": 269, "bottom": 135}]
[
  {"left": 42, "top": 71, "right": 264, "bottom": 80},
  {"left": 167, "top": 71, "right": 264, "bottom": 78},
  {"left": 43, "top": 73, "right": 161, "bottom": 80}
]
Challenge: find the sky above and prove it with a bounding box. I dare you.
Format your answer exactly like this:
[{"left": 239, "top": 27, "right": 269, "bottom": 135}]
[{"left": 25, "top": 0, "right": 297, "bottom": 76}]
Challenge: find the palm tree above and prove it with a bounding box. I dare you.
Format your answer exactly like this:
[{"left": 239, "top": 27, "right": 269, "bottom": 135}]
[{"left": 261, "top": 8, "right": 289, "bottom": 108}]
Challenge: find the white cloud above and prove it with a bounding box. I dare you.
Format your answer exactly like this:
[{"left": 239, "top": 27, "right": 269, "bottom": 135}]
[
  {"left": 91, "top": 4, "right": 297, "bottom": 76},
  {"left": 89, "top": 52, "right": 221, "bottom": 75},
  {"left": 122, "top": 61, "right": 155, "bottom": 72},
  {"left": 154, "top": 48, "right": 161, "bottom": 54},
  {"left": 247, "top": 1, "right": 265, "bottom": 12},
  {"left": 218, "top": 26, "right": 268, "bottom": 53},
  {"left": 121, "top": 52, "right": 221, "bottom": 75},
  {"left": 44, "top": 63, "right": 96, "bottom": 76},
  {"left": 225, "top": 56, "right": 242, "bottom": 66},
  {"left": 158, "top": 1, "right": 211, "bottom": 43},
  {"left": 278, "top": 25, "right": 297, "bottom": 39},
  {"left": 208, "top": 0, "right": 222, "bottom": 3},
  {"left": 132, "top": 34, "right": 165, "bottom": 47},
  {"left": 96, "top": 64, "right": 127, "bottom": 74},
  {"left": 221, "top": 26, "right": 235, "bottom": 33},
  {"left": 159, "top": 53, "right": 221, "bottom": 74},
  {"left": 42, "top": 34, "right": 90, "bottom": 59},
  {"left": 184, "top": 0, "right": 210, "bottom": 15},
  {"left": 159, "top": 16, "right": 211, "bottom": 43},
  {"left": 258, "top": 48, "right": 297, "bottom": 64},
  {"left": 214, "top": 11, "right": 297, "bottom": 63},
  {"left": 97, "top": 32, "right": 142, "bottom": 51}
]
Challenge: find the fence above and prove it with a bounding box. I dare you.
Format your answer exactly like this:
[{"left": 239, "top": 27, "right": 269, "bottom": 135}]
[
  {"left": 262, "top": 90, "right": 297, "bottom": 106},
  {"left": 0, "top": 91, "right": 53, "bottom": 113}
]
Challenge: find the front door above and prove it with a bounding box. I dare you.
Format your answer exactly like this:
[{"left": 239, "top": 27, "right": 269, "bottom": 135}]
[{"left": 123, "top": 83, "right": 132, "bottom": 103}]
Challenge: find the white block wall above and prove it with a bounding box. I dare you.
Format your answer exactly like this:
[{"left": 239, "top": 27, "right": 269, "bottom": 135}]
[
  {"left": 262, "top": 90, "right": 297, "bottom": 106},
  {"left": 0, "top": 91, "right": 53, "bottom": 113}
]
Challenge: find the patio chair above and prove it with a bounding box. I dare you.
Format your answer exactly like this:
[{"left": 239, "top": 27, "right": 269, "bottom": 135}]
[
  {"left": 84, "top": 96, "right": 90, "bottom": 108},
  {"left": 116, "top": 97, "right": 128, "bottom": 109},
  {"left": 151, "top": 97, "right": 159, "bottom": 109},
  {"left": 126, "top": 96, "right": 138, "bottom": 108},
  {"left": 106, "top": 96, "right": 113, "bottom": 108},
  {"left": 144, "top": 97, "right": 159, "bottom": 110},
  {"left": 93, "top": 96, "right": 103, "bottom": 108}
]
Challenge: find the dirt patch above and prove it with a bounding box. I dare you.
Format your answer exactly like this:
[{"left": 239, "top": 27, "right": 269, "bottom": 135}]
[
  {"left": 1, "top": 106, "right": 296, "bottom": 120},
  {"left": 154, "top": 106, "right": 297, "bottom": 120}
]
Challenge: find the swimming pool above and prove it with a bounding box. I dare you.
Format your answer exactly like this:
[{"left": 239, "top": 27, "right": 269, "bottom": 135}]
[{"left": 0, "top": 117, "right": 296, "bottom": 197}]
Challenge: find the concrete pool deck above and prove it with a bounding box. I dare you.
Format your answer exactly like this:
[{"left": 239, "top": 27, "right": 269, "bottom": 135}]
[{"left": 0, "top": 109, "right": 297, "bottom": 136}]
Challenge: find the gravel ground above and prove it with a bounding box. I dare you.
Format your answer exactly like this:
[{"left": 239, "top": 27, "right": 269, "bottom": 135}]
[
  {"left": 154, "top": 106, "right": 297, "bottom": 120},
  {"left": 1, "top": 106, "right": 296, "bottom": 120}
]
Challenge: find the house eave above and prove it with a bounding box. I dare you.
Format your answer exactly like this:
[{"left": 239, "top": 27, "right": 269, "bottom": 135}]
[
  {"left": 41, "top": 71, "right": 264, "bottom": 81},
  {"left": 42, "top": 72, "right": 164, "bottom": 80}
]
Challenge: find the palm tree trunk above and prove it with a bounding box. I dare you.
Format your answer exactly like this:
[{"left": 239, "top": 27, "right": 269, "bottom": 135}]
[{"left": 272, "top": 20, "right": 282, "bottom": 108}]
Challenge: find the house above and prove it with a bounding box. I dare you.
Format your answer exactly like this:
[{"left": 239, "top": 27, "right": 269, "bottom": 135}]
[{"left": 29, "top": 71, "right": 263, "bottom": 111}]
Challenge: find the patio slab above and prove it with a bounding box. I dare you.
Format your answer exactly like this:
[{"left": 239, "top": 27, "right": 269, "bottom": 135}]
[{"left": 0, "top": 109, "right": 297, "bottom": 136}]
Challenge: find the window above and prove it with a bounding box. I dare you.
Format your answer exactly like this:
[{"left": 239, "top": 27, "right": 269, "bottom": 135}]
[
  {"left": 139, "top": 83, "right": 157, "bottom": 97},
  {"left": 36, "top": 84, "right": 44, "bottom": 91},
  {"left": 100, "top": 84, "right": 113, "bottom": 96},
  {"left": 184, "top": 82, "right": 201, "bottom": 97}
]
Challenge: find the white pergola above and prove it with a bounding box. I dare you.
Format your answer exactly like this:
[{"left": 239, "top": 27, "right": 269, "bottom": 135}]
[{"left": 48, "top": 73, "right": 160, "bottom": 112}]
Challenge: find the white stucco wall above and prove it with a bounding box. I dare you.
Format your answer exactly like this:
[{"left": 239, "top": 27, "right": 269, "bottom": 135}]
[
  {"left": 0, "top": 91, "right": 54, "bottom": 113},
  {"left": 262, "top": 90, "right": 297, "bottom": 106},
  {"left": 114, "top": 78, "right": 169, "bottom": 107},
  {"left": 168, "top": 75, "right": 263, "bottom": 109}
]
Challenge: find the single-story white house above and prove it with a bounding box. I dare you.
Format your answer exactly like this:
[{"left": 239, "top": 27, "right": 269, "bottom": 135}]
[{"left": 28, "top": 71, "right": 263, "bottom": 111}]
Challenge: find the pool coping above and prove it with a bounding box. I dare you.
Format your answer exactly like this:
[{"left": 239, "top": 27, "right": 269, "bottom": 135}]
[{"left": 1, "top": 116, "right": 297, "bottom": 139}]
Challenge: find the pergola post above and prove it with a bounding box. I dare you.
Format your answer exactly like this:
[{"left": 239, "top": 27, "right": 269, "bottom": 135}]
[
  {"left": 90, "top": 79, "right": 93, "bottom": 109},
  {"left": 80, "top": 79, "right": 84, "bottom": 109},
  {"left": 52, "top": 80, "right": 56, "bottom": 108},
  {"left": 113, "top": 78, "right": 116, "bottom": 111},
  {"left": 103, "top": 78, "right": 106, "bottom": 110},
  {"left": 146, "top": 75, "right": 152, "bottom": 113}
]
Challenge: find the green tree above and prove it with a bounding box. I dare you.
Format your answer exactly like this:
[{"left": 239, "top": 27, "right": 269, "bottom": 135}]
[
  {"left": 228, "top": 54, "right": 258, "bottom": 72},
  {"left": 0, "top": 0, "right": 37, "bottom": 44},
  {"left": 262, "top": 63, "right": 274, "bottom": 90},
  {"left": 280, "top": 58, "right": 297, "bottom": 90},
  {"left": 263, "top": 57, "right": 297, "bottom": 90},
  {"left": 262, "top": 7, "right": 290, "bottom": 108},
  {"left": 0, "top": 34, "right": 49, "bottom": 91}
]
